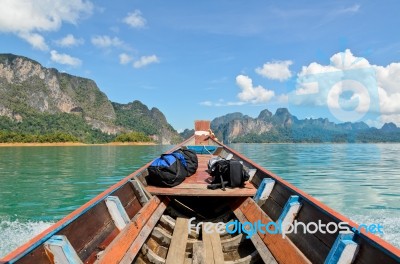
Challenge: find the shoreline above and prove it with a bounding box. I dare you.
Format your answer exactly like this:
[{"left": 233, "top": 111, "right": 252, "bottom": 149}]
[{"left": 0, "top": 142, "right": 157, "bottom": 147}]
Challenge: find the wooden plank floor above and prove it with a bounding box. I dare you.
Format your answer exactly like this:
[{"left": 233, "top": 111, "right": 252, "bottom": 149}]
[
  {"left": 146, "top": 155, "right": 256, "bottom": 197},
  {"left": 165, "top": 218, "right": 189, "bottom": 264},
  {"left": 202, "top": 223, "right": 224, "bottom": 264}
]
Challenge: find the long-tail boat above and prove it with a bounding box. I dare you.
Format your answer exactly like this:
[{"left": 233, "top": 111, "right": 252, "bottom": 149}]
[{"left": 1, "top": 121, "right": 399, "bottom": 264}]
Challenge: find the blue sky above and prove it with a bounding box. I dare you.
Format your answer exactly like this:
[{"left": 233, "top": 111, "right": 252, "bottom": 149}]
[{"left": 1, "top": 1, "right": 400, "bottom": 131}]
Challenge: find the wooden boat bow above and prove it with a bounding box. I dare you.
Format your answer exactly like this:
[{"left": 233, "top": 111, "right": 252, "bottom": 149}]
[{"left": 1, "top": 120, "right": 399, "bottom": 264}]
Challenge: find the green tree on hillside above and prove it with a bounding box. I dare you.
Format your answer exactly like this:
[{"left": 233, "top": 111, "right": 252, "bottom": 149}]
[{"left": 113, "top": 132, "right": 152, "bottom": 143}]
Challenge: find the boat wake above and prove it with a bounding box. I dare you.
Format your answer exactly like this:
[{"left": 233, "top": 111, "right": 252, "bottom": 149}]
[
  {"left": 348, "top": 212, "right": 400, "bottom": 249},
  {"left": 0, "top": 217, "right": 54, "bottom": 258}
]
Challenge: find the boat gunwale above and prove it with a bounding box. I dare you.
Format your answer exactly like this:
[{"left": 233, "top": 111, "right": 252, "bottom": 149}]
[
  {"left": 214, "top": 138, "right": 400, "bottom": 259},
  {"left": 0, "top": 136, "right": 194, "bottom": 263}
]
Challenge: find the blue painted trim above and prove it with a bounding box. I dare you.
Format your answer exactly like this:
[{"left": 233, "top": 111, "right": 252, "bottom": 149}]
[
  {"left": 253, "top": 178, "right": 275, "bottom": 202},
  {"left": 44, "top": 235, "right": 82, "bottom": 263},
  {"left": 324, "top": 232, "right": 357, "bottom": 264},
  {"left": 186, "top": 145, "right": 218, "bottom": 154},
  {"left": 8, "top": 182, "right": 127, "bottom": 263},
  {"left": 105, "top": 195, "right": 130, "bottom": 224},
  {"left": 277, "top": 195, "right": 301, "bottom": 224}
]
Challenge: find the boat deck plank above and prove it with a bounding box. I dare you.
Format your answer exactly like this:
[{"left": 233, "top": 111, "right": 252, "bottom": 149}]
[
  {"left": 233, "top": 203, "right": 278, "bottom": 264},
  {"left": 232, "top": 197, "right": 311, "bottom": 264},
  {"left": 95, "top": 197, "right": 168, "bottom": 264},
  {"left": 146, "top": 155, "right": 256, "bottom": 197},
  {"left": 202, "top": 223, "right": 224, "bottom": 264},
  {"left": 192, "top": 242, "right": 205, "bottom": 264},
  {"left": 165, "top": 218, "right": 189, "bottom": 264}
]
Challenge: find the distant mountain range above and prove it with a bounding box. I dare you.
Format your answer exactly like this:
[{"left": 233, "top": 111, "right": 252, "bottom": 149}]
[
  {"left": 181, "top": 108, "right": 400, "bottom": 143},
  {"left": 209, "top": 108, "right": 400, "bottom": 143},
  {"left": 1, "top": 54, "right": 399, "bottom": 144},
  {"left": 0, "top": 54, "right": 180, "bottom": 144}
]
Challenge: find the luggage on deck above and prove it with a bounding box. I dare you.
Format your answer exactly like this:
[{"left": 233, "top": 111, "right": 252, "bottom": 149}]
[
  {"left": 146, "top": 147, "right": 198, "bottom": 187},
  {"left": 207, "top": 158, "right": 250, "bottom": 190},
  {"left": 147, "top": 153, "right": 188, "bottom": 187},
  {"left": 173, "top": 147, "right": 198, "bottom": 176}
]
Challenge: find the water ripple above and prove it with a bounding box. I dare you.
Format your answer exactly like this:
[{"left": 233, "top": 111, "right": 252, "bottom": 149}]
[{"left": 230, "top": 143, "right": 400, "bottom": 248}]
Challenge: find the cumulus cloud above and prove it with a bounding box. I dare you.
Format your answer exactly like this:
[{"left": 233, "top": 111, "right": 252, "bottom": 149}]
[
  {"left": 200, "top": 101, "right": 213, "bottom": 106},
  {"left": 365, "top": 118, "right": 383, "bottom": 128},
  {"left": 236, "top": 75, "right": 275, "bottom": 103},
  {"left": 133, "top": 55, "right": 159, "bottom": 68},
  {"left": 55, "top": 34, "right": 84, "bottom": 47},
  {"left": 0, "top": 0, "right": 93, "bottom": 49},
  {"left": 91, "top": 35, "right": 124, "bottom": 48},
  {"left": 276, "top": 94, "right": 289, "bottom": 104},
  {"left": 123, "top": 10, "right": 146, "bottom": 28},
  {"left": 18, "top": 32, "right": 49, "bottom": 51},
  {"left": 119, "top": 53, "right": 133, "bottom": 64},
  {"left": 381, "top": 114, "right": 400, "bottom": 126},
  {"left": 50, "top": 50, "right": 81, "bottom": 67},
  {"left": 199, "top": 100, "right": 246, "bottom": 107},
  {"left": 294, "top": 49, "right": 400, "bottom": 125},
  {"left": 200, "top": 75, "right": 283, "bottom": 107},
  {"left": 295, "top": 82, "right": 319, "bottom": 95},
  {"left": 256, "top": 60, "right": 293, "bottom": 81}
]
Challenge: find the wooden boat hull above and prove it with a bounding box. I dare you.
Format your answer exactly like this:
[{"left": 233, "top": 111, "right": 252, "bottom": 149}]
[{"left": 1, "top": 121, "right": 399, "bottom": 264}]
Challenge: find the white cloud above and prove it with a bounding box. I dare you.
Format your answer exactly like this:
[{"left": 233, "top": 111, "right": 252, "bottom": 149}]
[
  {"left": 0, "top": 0, "right": 93, "bottom": 49},
  {"left": 256, "top": 60, "right": 293, "bottom": 81},
  {"left": 226, "top": 101, "right": 246, "bottom": 106},
  {"left": 119, "top": 53, "right": 133, "bottom": 64},
  {"left": 380, "top": 114, "right": 400, "bottom": 126},
  {"left": 200, "top": 76, "right": 280, "bottom": 107},
  {"left": 199, "top": 100, "right": 245, "bottom": 107},
  {"left": 123, "top": 10, "right": 146, "bottom": 28},
  {"left": 336, "top": 4, "right": 361, "bottom": 14},
  {"left": 200, "top": 101, "right": 213, "bottom": 106},
  {"left": 133, "top": 55, "right": 159, "bottom": 68},
  {"left": 236, "top": 75, "right": 275, "bottom": 103},
  {"left": 18, "top": 32, "right": 49, "bottom": 51},
  {"left": 50, "top": 50, "right": 81, "bottom": 67},
  {"left": 91, "top": 35, "right": 124, "bottom": 48},
  {"left": 55, "top": 34, "right": 84, "bottom": 47},
  {"left": 295, "top": 82, "right": 319, "bottom": 95},
  {"left": 294, "top": 49, "right": 400, "bottom": 125},
  {"left": 276, "top": 94, "right": 289, "bottom": 104},
  {"left": 365, "top": 119, "right": 383, "bottom": 128}
]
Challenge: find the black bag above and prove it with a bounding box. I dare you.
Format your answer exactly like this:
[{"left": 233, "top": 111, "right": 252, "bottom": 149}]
[
  {"left": 207, "top": 158, "right": 249, "bottom": 190},
  {"left": 147, "top": 153, "right": 188, "bottom": 187},
  {"left": 173, "top": 147, "right": 198, "bottom": 176}
]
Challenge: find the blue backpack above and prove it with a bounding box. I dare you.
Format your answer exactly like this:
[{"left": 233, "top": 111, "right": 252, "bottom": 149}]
[{"left": 147, "top": 153, "right": 188, "bottom": 187}]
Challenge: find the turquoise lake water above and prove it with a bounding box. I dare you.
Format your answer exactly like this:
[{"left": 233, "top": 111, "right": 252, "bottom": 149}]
[{"left": 0, "top": 144, "right": 399, "bottom": 257}]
